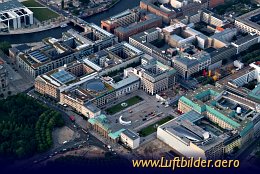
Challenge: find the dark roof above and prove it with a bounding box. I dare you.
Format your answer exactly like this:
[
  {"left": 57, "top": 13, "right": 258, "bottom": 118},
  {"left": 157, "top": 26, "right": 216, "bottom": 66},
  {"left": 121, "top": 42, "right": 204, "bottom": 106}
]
[
  {"left": 0, "top": 0, "right": 24, "bottom": 11},
  {"left": 122, "top": 129, "right": 139, "bottom": 140},
  {"left": 15, "top": 44, "right": 31, "bottom": 52},
  {"left": 204, "top": 47, "right": 217, "bottom": 54},
  {"left": 233, "top": 34, "right": 258, "bottom": 45},
  {"left": 209, "top": 45, "right": 235, "bottom": 57}
]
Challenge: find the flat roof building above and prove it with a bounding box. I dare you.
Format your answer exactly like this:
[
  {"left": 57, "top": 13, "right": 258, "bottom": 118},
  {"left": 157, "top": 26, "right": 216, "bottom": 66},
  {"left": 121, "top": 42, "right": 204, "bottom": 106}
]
[
  {"left": 235, "top": 8, "right": 260, "bottom": 35},
  {"left": 157, "top": 119, "right": 224, "bottom": 159},
  {"left": 178, "top": 84, "right": 256, "bottom": 146},
  {"left": 120, "top": 129, "right": 140, "bottom": 149},
  {"left": 126, "top": 56, "right": 176, "bottom": 95},
  {"left": 114, "top": 13, "right": 163, "bottom": 41},
  {"left": 0, "top": 0, "right": 33, "bottom": 31}
]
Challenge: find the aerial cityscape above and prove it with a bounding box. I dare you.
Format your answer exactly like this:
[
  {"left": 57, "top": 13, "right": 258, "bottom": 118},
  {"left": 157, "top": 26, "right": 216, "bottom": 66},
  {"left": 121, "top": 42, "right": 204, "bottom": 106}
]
[{"left": 0, "top": 0, "right": 260, "bottom": 173}]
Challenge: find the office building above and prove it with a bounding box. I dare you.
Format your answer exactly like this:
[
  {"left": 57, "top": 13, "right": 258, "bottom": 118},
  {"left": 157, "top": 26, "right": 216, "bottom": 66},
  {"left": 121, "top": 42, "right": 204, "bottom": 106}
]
[
  {"left": 17, "top": 24, "right": 118, "bottom": 78},
  {"left": 178, "top": 85, "right": 256, "bottom": 146},
  {"left": 157, "top": 118, "right": 224, "bottom": 160},
  {"left": 101, "top": 9, "right": 139, "bottom": 33},
  {"left": 0, "top": 0, "right": 33, "bottom": 31},
  {"left": 126, "top": 56, "right": 176, "bottom": 95},
  {"left": 87, "top": 42, "right": 144, "bottom": 76},
  {"left": 17, "top": 37, "right": 77, "bottom": 78},
  {"left": 114, "top": 13, "right": 162, "bottom": 41},
  {"left": 173, "top": 49, "right": 211, "bottom": 79},
  {"left": 235, "top": 8, "right": 260, "bottom": 35},
  {"left": 68, "top": 23, "right": 118, "bottom": 52},
  {"left": 120, "top": 129, "right": 140, "bottom": 149},
  {"left": 231, "top": 33, "right": 260, "bottom": 54}
]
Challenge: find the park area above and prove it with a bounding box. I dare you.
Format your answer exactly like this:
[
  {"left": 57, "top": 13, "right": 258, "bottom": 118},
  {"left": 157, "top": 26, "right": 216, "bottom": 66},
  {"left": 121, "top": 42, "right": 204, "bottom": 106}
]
[
  {"left": 21, "top": 0, "right": 59, "bottom": 22},
  {"left": 138, "top": 116, "right": 173, "bottom": 137},
  {"left": 105, "top": 96, "right": 143, "bottom": 115},
  {"left": 0, "top": 94, "right": 64, "bottom": 159}
]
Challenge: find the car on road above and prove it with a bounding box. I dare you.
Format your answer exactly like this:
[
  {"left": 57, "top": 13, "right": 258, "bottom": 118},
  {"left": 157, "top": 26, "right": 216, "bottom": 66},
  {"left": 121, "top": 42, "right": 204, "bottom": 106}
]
[
  {"left": 69, "top": 115, "right": 75, "bottom": 122},
  {"left": 62, "top": 141, "right": 68, "bottom": 144}
]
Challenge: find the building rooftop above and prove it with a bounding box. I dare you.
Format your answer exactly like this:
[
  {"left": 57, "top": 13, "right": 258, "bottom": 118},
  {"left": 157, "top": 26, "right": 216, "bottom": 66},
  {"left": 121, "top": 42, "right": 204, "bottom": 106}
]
[
  {"left": 233, "top": 34, "right": 259, "bottom": 45},
  {"left": 159, "top": 119, "right": 224, "bottom": 151},
  {"left": 249, "top": 85, "right": 260, "bottom": 102},
  {"left": 173, "top": 51, "right": 211, "bottom": 68},
  {"left": 114, "top": 13, "right": 162, "bottom": 33},
  {"left": 175, "top": 110, "right": 204, "bottom": 123},
  {"left": 236, "top": 8, "right": 260, "bottom": 31},
  {"left": 0, "top": 0, "right": 24, "bottom": 12},
  {"left": 121, "top": 129, "right": 140, "bottom": 140},
  {"left": 110, "top": 75, "right": 139, "bottom": 89},
  {"left": 179, "top": 84, "right": 255, "bottom": 137}
]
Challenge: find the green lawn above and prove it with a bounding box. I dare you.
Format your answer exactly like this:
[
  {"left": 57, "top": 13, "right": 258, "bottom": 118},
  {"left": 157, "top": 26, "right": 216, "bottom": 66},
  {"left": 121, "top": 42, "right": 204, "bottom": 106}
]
[
  {"left": 30, "top": 8, "right": 59, "bottom": 22},
  {"left": 106, "top": 96, "right": 143, "bottom": 115},
  {"left": 138, "top": 116, "right": 173, "bottom": 137},
  {"left": 22, "top": 0, "right": 59, "bottom": 21},
  {"left": 21, "top": 0, "right": 43, "bottom": 7}
]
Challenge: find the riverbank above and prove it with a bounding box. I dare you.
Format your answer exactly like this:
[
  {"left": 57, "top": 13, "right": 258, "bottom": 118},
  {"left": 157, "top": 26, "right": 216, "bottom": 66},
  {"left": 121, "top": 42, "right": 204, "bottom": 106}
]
[
  {"left": 79, "top": 0, "right": 121, "bottom": 18},
  {"left": 0, "top": 0, "right": 141, "bottom": 44},
  {"left": 0, "top": 21, "right": 69, "bottom": 36}
]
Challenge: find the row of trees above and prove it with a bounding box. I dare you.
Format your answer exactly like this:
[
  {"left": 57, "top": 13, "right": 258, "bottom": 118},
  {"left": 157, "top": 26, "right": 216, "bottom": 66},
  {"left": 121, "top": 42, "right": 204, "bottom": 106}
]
[
  {"left": 214, "top": 0, "right": 251, "bottom": 15},
  {"left": 240, "top": 43, "right": 260, "bottom": 65},
  {"left": 0, "top": 94, "right": 64, "bottom": 160},
  {"left": 35, "top": 110, "right": 64, "bottom": 152},
  {"left": 0, "top": 41, "right": 11, "bottom": 55}
]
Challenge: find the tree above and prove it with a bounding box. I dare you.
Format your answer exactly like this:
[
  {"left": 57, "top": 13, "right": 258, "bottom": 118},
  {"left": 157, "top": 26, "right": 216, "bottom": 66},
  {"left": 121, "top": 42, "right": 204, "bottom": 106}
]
[
  {"left": 61, "top": 0, "right": 65, "bottom": 9},
  {"left": 79, "top": 0, "right": 90, "bottom": 4},
  {"left": 7, "top": 91, "right": 11, "bottom": 96},
  {"left": 16, "top": 147, "right": 26, "bottom": 158},
  {"left": 0, "top": 41, "right": 11, "bottom": 55},
  {"left": 0, "top": 93, "right": 4, "bottom": 98},
  {"left": 0, "top": 94, "right": 64, "bottom": 160}
]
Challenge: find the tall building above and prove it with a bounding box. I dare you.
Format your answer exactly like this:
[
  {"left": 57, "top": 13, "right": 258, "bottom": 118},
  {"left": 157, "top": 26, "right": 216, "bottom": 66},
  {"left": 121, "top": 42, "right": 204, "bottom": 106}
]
[{"left": 0, "top": 0, "right": 33, "bottom": 31}]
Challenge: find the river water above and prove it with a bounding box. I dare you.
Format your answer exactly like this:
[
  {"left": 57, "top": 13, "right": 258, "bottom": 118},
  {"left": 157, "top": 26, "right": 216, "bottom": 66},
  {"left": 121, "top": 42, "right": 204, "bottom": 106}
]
[{"left": 0, "top": 0, "right": 141, "bottom": 44}]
